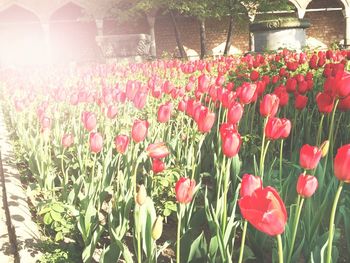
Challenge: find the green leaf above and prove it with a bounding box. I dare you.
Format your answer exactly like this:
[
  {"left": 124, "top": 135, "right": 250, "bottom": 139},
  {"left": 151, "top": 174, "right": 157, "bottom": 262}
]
[
  {"left": 50, "top": 210, "right": 62, "bottom": 222},
  {"left": 43, "top": 212, "right": 53, "bottom": 225},
  {"left": 187, "top": 232, "right": 208, "bottom": 262},
  {"left": 51, "top": 203, "right": 65, "bottom": 213}
]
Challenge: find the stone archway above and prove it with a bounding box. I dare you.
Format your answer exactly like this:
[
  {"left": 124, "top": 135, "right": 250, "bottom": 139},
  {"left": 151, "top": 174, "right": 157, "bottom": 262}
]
[
  {"left": 49, "top": 1, "right": 98, "bottom": 64},
  {"left": 0, "top": 4, "right": 44, "bottom": 66}
]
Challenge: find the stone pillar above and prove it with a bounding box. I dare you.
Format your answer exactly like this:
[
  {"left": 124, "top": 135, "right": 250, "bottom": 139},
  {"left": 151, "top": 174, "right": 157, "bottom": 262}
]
[
  {"left": 146, "top": 10, "right": 157, "bottom": 58},
  {"left": 343, "top": 9, "right": 350, "bottom": 48},
  {"left": 41, "top": 22, "right": 51, "bottom": 64}
]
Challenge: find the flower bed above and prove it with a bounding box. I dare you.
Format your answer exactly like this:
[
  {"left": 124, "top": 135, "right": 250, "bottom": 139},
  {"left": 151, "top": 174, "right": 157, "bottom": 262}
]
[{"left": 1, "top": 48, "right": 350, "bottom": 263}]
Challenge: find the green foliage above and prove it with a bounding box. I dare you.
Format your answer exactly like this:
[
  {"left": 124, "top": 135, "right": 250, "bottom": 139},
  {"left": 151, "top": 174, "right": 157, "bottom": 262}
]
[{"left": 39, "top": 201, "right": 78, "bottom": 242}]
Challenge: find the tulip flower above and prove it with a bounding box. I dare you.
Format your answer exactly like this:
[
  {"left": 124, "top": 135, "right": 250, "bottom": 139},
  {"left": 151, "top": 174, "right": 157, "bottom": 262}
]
[
  {"left": 82, "top": 111, "right": 97, "bottom": 131},
  {"left": 316, "top": 92, "right": 334, "bottom": 114},
  {"left": 299, "top": 144, "right": 322, "bottom": 170},
  {"left": 175, "top": 177, "right": 196, "bottom": 204},
  {"left": 265, "top": 117, "right": 291, "bottom": 140},
  {"left": 326, "top": 144, "right": 350, "bottom": 263},
  {"left": 334, "top": 144, "right": 350, "bottom": 182},
  {"left": 294, "top": 94, "right": 308, "bottom": 110},
  {"left": 61, "top": 133, "right": 74, "bottom": 148},
  {"left": 152, "top": 158, "right": 165, "bottom": 174},
  {"left": 175, "top": 177, "right": 196, "bottom": 263},
  {"left": 260, "top": 94, "right": 280, "bottom": 117},
  {"left": 333, "top": 70, "right": 350, "bottom": 98},
  {"left": 237, "top": 82, "right": 256, "bottom": 104},
  {"left": 240, "top": 174, "right": 262, "bottom": 197},
  {"left": 152, "top": 216, "right": 163, "bottom": 240},
  {"left": 288, "top": 173, "right": 318, "bottom": 263},
  {"left": 239, "top": 186, "right": 287, "bottom": 236},
  {"left": 114, "top": 134, "right": 129, "bottom": 154},
  {"left": 132, "top": 119, "right": 149, "bottom": 143},
  {"left": 133, "top": 92, "right": 147, "bottom": 110},
  {"left": 197, "top": 107, "right": 216, "bottom": 133},
  {"left": 227, "top": 102, "right": 244, "bottom": 125},
  {"left": 220, "top": 123, "right": 241, "bottom": 158},
  {"left": 136, "top": 184, "right": 147, "bottom": 206},
  {"left": 106, "top": 105, "right": 118, "bottom": 119},
  {"left": 146, "top": 142, "right": 170, "bottom": 159},
  {"left": 89, "top": 132, "right": 103, "bottom": 153},
  {"left": 296, "top": 174, "right": 318, "bottom": 198},
  {"left": 157, "top": 102, "right": 172, "bottom": 123}
]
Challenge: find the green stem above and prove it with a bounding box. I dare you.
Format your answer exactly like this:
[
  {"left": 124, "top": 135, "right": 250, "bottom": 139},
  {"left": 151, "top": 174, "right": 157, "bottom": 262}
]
[
  {"left": 277, "top": 234, "right": 284, "bottom": 263},
  {"left": 138, "top": 207, "right": 142, "bottom": 263},
  {"left": 259, "top": 117, "right": 268, "bottom": 178},
  {"left": 279, "top": 140, "right": 284, "bottom": 191},
  {"left": 323, "top": 99, "right": 339, "bottom": 179},
  {"left": 238, "top": 220, "right": 248, "bottom": 263},
  {"left": 61, "top": 148, "right": 67, "bottom": 200},
  {"left": 316, "top": 114, "right": 324, "bottom": 146},
  {"left": 261, "top": 140, "right": 271, "bottom": 181},
  {"left": 287, "top": 196, "right": 305, "bottom": 263},
  {"left": 326, "top": 181, "right": 344, "bottom": 263},
  {"left": 222, "top": 158, "right": 232, "bottom": 233},
  {"left": 177, "top": 205, "right": 183, "bottom": 263}
]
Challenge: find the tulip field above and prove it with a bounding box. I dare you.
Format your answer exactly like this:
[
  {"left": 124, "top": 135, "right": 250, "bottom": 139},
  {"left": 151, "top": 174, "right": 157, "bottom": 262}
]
[{"left": 1, "top": 48, "right": 350, "bottom": 263}]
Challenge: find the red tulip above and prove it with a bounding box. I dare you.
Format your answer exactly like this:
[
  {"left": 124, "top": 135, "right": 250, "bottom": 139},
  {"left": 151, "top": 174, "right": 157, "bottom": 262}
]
[
  {"left": 333, "top": 70, "right": 350, "bottom": 98},
  {"left": 240, "top": 174, "right": 262, "bottom": 197},
  {"left": 334, "top": 144, "right": 350, "bottom": 182},
  {"left": 227, "top": 102, "right": 244, "bottom": 125},
  {"left": 146, "top": 142, "right": 170, "bottom": 159},
  {"left": 107, "top": 105, "right": 118, "bottom": 119},
  {"left": 260, "top": 94, "right": 279, "bottom": 117},
  {"left": 265, "top": 117, "right": 291, "bottom": 140},
  {"left": 316, "top": 92, "right": 334, "bottom": 114},
  {"left": 220, "top": 123, "right": 242, "bottom": 157},
  {"left": 280, "top": 118, "right": 292, "bottom": 139},
  {"left": 296, "top": 174, "right": 318, "bottom": 198},
  {"left": 61, "top": 133, "right": 74, "bottom": 148},
  {"left": 339, "top": 95, "right": 350, "bottom": 111},
  {"left": 133, "top": 92, "right": 148, "bottom": 109},
  {"left": 250, "top": 70, "right": 260, "bottom": 81},
  {"left": 89, "top": 132, "right": 103, "bottom": 153},
  {"left": 286, "top": 78, "right": 297, "bottom": 93},
  {"left": 197, "top": 107, "right": 216, "bottom": 133},
  {"left": 82, "top": 111, "right": 97, "bottom": 131},
  {"left": 152, "top": 158, "right": 165, "bottom": 174},
  {"left": 157, "top": 102, "right": 173, "bottom": 123},
  {"left": 175, "top": 177, "right": 196, "bottom": 204},
  {"left": 295, "top": 94, "right": 308, "bottom": 110},
  {"left": 299, "top": 144, "right": 322, "bottom": 170},
  {"left": 237, "top": 82, "right": 256, "bottom": 104},
  {"left": 273, "top": 86, "right": 289, "bottom": 107},
  {"left": 114, "top": 135, "right": 129, "bottom": 154},
  {"left": 132, "top": 119, "right": 149, "bottom": 143},
  {"left": 239, "top": 186, "right": 287, "bottom": 236},
  {"left": 40, "top": 116, "right": 51, "bottom": 131}
]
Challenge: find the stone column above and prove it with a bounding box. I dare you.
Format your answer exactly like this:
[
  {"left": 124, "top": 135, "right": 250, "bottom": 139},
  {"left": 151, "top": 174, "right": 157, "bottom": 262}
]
[
  {"left": 343, "top": 9, "right": 350, "bottom": 48},
  {"left": 41, "top": 22, "right": 51, "bottom": 64}
]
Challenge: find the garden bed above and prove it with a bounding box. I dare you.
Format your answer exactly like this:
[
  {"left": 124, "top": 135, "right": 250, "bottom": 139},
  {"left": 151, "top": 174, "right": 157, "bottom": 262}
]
[{"left": 1, "top": 48, "right": 350, "bottom": 263}]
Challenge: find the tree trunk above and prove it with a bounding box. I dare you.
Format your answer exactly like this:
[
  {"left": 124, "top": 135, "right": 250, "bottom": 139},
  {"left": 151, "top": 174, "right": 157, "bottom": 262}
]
[
  {"left": 146, "top": 10, "right": 158, "bottom": 58},
  {"left": 224, "top": 15, "right": 234, "bottom": 56},
  {"left": 199, "top": 19, "right": 207, "bottom": 59},
  {"left": 170, "top": 10, "right": 188, "bottom": 60}
]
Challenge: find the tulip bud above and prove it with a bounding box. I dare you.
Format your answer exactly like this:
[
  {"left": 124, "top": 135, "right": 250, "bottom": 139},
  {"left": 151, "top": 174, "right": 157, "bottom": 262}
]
[
  {"left": 136, "top": 185, "right": 147, "bottom": 206},
  {"left": 296, "top": 174, "right": 318, "bottom": 198},
  {"left": 320, "top": 140, "right": 330, "bottom": 157},
  {"left": 152, "top": 216, "right": 163, "bottom": 240}
]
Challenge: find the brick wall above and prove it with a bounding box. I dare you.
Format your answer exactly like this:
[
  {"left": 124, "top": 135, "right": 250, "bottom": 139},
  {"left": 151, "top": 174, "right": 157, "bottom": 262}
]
[{"left": 153, "top": 0, "right": 346, "bottom": 57}]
